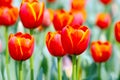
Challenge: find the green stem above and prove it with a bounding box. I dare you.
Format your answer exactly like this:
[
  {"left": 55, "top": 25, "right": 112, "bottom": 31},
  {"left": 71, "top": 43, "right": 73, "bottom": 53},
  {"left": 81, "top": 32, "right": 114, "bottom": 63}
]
[
  {"left": 19, "top": 61, "right": 22, "bottom": 80},
  {"left": 77, "top": 56, "right": 80, "bottom": 80},
  {"left": 30, "top": 56, "right": 34, "bottom": 80},
  {"left": 58, "top": 57, "right": 62, "bottom": 80},
  {"left": 30, "top": 29, "right": 34, "bottom": 80},
  {"left": 5, "top": 27, "right": 10, "bottom": 80},
  {"left": 15, "top": 61, "right": 18, "bottom": 80},
  {"left": 98, "top": 63, "right": 101, "bottom": 80},
  {"left": 1, "top": 55, "right": 5, "bottom": 80},
  {"left": 72, "top": 55, "right": 77, "bottom": 80}
]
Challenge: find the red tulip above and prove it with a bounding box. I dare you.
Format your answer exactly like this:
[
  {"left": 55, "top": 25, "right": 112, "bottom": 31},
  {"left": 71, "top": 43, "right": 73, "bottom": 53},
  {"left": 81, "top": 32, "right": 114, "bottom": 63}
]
[
  {"left": 115, "top": 21, "right": 120, "bottom": 42},
  {"left": 8, "top": 32, "right": 34, "bottom": 61},
  {"left": 96, "top": 13, "right": 111, "bottom": 29},
  {"left": 0, "top": 0, "right": 12, "bottom": 7},
  {"left": 19, "top": 1, "right": 44, "bottom": 29},
  {"left": 53, "top": 10, "right": 73, "bottom": 31},
  {"left": 61, "top": 25, "right": 90, "bottom": 55},
  {"left": 100, "top": 0, "right": 112, "bottom": 5},
  {"left": 90, "top": 41, "right": 112, "bottom": 63},
  {"left": 46, "top": 31, "right": 66, "bottom": 57},
  {"left": 0, "top": 6, "right": 19, "bottom": 26}
]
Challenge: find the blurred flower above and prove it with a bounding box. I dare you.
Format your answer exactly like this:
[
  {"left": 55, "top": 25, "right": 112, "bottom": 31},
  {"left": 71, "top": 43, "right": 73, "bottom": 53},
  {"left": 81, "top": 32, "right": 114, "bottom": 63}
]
[
  {"left": 8, "top": 32, "right": 34, "bottom": 61},
  {"left": 19, "top": 1, "right": 44, "bottom": 29},
  {"left": 46, "top": 31, "right": 66, "bottom": 57},
  {"left": 70, "top": 12, "right": 84, "bottom": 27},
  {"left": 53, "top": 10, "right": 73, "bottom": 31},
  {"left": 0, "top": 6, "right": 19, "bottom": 26},
  {"left": 96, "top": 13, "right": 111, "bottom": 29},
  {"left": 100, "top": 0, "right": 112, "bottom": 5},
  {"left": 62, "top": 56, "right": 72, "bottom": 78},
  {"left": 70, "top": 8, "right": 87, "bottom": 22},
  {"left": 115, "top": 21, "right": 120, "bottom": 42},
  {"left": 71, "top": 0, "right": 86, "bottom": 10},
  {"left": 90, "top": 41, "right": 112, "bottom": 63},
  {"left": 0, "top": 0, "right": 12, "bottom": 7},
  {"left": 61, "top": 25, "right": 90, "bottom": 55},
  {"left": 42, "top": 9, "right": 54, "bottom": 27},
  {"left": 47, "top": 0, "right": 55, "bottom": 3}
]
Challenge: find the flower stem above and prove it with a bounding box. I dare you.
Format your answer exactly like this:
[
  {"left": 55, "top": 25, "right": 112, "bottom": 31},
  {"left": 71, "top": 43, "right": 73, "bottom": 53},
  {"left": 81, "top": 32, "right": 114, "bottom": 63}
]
[
  {"left": 72, "top": 55, "right": 76, "bottom": 80},
  {"left": 58, "top": 57, "right": 62, "bottom": 80},
  {"left": 77, "top": 56, "right": 81, "bottom": 80},
  {"left": 30, "top": 56, "right": 34, "bottom": 80},
  {"left": 30, "top": 29, "right": 34, "bottom": 80},
  {"left": 19, "top": 61, "right": 22, "bottom": 80},
  {"left": 98, "top": 63, "right": 101, "bottom": 80},
  {"left": 5, "top": 27, "right": 10, "bottom": 80}
]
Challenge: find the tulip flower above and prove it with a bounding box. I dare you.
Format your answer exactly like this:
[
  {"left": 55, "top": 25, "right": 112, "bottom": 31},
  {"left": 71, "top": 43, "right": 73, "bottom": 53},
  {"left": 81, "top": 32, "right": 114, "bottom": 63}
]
[
  {"left": 61, "top": 25, "right": 90, "bottom": 80},
  {"left": 70, "top": 12, "right": 84, "bottom": 27},
  {"left": 90, "top": 41, "right": 112, "bottom": 63},
  {"left": 19, "top": 1, "right": 44, "bottom": 29},
  {"left": 61, "top": 25, "right": 90, "bottom": 55},
  {"left": 0, "top": 0, "right": 12, "bottom": 7},
  {"left": 100, "top": 0, "right": 112, "bottom": 5},
  {"left": 42, "top": 9, "right": 54, "bottom": 27},
  {"left": 46, "top": 31, "right": 66, "bottom": 80},
  {"left": 115, "top": 21, "right": 120, "bottom": 42},
  {"left": 0, "top": 6, "right": 19, "bottom": 26},
  {"left": 96, "top": 13, "right": 111, "bottom": 29},
  {"left": 8, "top": 32, "right": 34, "bottom": 61},
  {"left": 53, "top": 10, "right": 73, "bottom": 31},
  {"left": 71, "top": 0, "right": 86, "bottom": 10},
  {"left": 90, "top": 41, "right": 112, "bottom": 80},
  {"left": 46, "top": 31, "right": 66, "bottom": 57}
]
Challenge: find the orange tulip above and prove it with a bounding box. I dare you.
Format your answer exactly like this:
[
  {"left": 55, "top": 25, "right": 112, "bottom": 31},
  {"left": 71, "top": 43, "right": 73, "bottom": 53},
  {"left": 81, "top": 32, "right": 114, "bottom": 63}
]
[
  {"left": 53, "top": 10, "right": 73, "bottom": 31},
  {"left": 0, "top": 6, "right": 19, "bottom": 26},
  {"left": 19, "top": 1, "right": 44, "bottom": 29},
  {"left": 46, "top": 31, "right": 66, "bottom": 57},
  {"left": 8, "top": 32, "right": 34, "bottom": 61},
  {"left": 71, "top": 0, "right": 86, "bottom": 10},
  {"left": 96, "top": 13, "right": 111, "bottom": 29},
  {"left": 115, "top": 21, "right": 120, "bottom": 42},
  {"left": 100, "top": 0, "right": 112, "bottom": 5},
  {"left": 61, "top": 25, "right": 90, "bottom": 55},
  {"left": 0, "top": 0, "right": 12, "bottom": 7},
  {"left": 90, "top": 41, "right": 112, "bottom": 63}
]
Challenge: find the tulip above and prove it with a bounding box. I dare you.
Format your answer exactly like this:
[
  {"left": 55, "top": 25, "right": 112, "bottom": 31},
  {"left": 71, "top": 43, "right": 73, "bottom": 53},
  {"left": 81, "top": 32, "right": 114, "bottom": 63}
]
[
  {"left": 8, "top": 32, "right": 34, "bottom": 61},
  {"left": 19, "top": 1, "right": 44, "bottom": 29},
  {"left": 46, "top": 31, "right": 65, "bottom": 57},
  {"left": 90, "top": 41, "right": 112, "bottom": 63},
  {"left": 61, "top": 25, "right": 90, "bottom": 55},
  {"left": 96, "top": 13, "right": 111, "bottom": 29},
  {"left": 53, "top": 10, "right": 73, "bottom": 31},
  {"left": 70, "top": 12, "right": 84, "bottom": 27},
  {"left": 42, "top": 9, "right": 54, "bottom": 27},
  {"left": 115, "top": 21, "right": 120, "bottom": 42},
  {"left": 0, "top": 6, "right": 19, "bottom": 26},
  {"left": 90, "top": 41, "right": 112, "bottom": 80},
  {"left": 71, "top": 0, "right": 86, "bottom": 10},
  {"left": 0, "top": 0, "right": 12, "bottom": 7},
  {"left": 100, "top": 0, "right": 112, "bottom": 5},
  {"left": 46, "top": 31, "right": 66, "bottom": 80}
]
